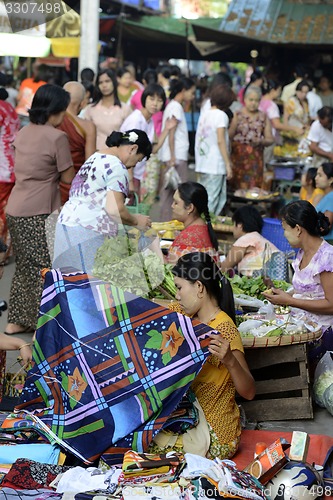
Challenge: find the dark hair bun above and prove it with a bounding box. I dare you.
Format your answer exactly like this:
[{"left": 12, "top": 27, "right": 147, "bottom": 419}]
[
  {"left": 317, "top": 211, "right": 331, "bottom": 236},
  {"left": 105, "top": 131, "right": 122, "bottom": 147}
]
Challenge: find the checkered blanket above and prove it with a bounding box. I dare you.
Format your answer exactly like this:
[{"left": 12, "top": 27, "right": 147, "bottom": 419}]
[{"left": 16, "top": 268, "right": 214, "bottom": 465}]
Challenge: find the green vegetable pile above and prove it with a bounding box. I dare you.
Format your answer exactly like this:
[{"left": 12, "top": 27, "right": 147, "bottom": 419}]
[
  {"left": 93, "top": 231, "right": 177, "bottom": 299},
  {"left": 228, "top": 274, "right": 290, "bottom": 300}
]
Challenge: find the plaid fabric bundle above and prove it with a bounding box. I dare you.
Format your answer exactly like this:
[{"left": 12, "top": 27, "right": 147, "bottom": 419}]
[{"left": 16, "top": 268, "right": 214, "bottom": 465}]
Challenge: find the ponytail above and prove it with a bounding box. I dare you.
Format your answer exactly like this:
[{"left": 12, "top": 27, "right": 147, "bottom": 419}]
[
  {"left": 177, "top": 181, "right": 219, "bottom": 251},
  {"left": 204, "top": 209, "right": 219, "bottom": 251}
]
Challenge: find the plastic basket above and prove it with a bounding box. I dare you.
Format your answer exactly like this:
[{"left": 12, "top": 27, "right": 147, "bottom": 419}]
[
  {"left": 261, "top": 218, "right": 294, "bottom": 252},
  {"left": 126, "top": 193, "right": 151, "bottom": 216},
  {"left": 273, "top": 166, "right": 296, "bottom": 181}
]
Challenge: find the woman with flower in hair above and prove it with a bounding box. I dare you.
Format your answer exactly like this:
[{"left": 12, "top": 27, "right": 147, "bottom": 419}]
[{"left": 53, "top": 129, "right": 152, "bottom": 273}]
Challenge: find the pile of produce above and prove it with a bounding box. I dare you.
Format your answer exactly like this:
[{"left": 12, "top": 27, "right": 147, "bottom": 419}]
[
  {"left": 228, "top": 275, "right": 320, "bottom": 339},
  {"left": 228, "top": 274, "right": 290, "bottom": 301},
  {"left": 237, "top": 314, "right": 318, "bottom": 338},
  {"left": 93, "top": 230, "right": 177, "bottom": 300},
  {"left": 151, "top": 220, "right": 184, "bottom": 240}
]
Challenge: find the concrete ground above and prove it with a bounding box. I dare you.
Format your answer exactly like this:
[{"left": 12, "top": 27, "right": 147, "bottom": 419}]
[{"left": 0, "top": 253, "right": 332, "bottom": 437}]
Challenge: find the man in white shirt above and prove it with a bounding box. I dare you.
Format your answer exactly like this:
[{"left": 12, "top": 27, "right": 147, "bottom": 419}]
[
  {"left": 281, "top": 65, "right": 308, "bottom": 103},
  {"left": 308, "top": 106, "right": 333, "bottom": 166},
  {"left": 306, "top": 80, "right": 323, "bottom": 121}
]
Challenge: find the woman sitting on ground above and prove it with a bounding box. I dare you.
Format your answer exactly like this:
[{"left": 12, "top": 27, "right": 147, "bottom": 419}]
[
  {"left": 150, "top": 251, "right": 255, "bottom": 459},
  {"left": 167, "top": 182, "right": 219, "bottom": 264},
  {"left": 220, "top": 205, "right": 278, "bottom": 276}
]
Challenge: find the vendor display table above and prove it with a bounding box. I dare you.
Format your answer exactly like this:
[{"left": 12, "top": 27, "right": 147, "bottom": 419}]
[
  {"left": 242, "top": 342, "right": 313, "bottom": 422},
  {"left": 227, "top": 192, "right": 283, "bottom": 218}
]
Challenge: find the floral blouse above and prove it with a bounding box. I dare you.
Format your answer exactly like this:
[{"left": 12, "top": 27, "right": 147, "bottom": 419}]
[
  {"left": 59, "top": 152, "right": 129, "bottom": 236},
  {"left": 291, "top": 239, "right": 333, "bottom": 328},
  {"left": 232, "top": 110, "right": 266, "bottom": 145}
]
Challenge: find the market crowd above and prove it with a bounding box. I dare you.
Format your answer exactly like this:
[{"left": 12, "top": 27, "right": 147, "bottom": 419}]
[{"left": 0, "top": 59, "right": 333, "bottom": 466}]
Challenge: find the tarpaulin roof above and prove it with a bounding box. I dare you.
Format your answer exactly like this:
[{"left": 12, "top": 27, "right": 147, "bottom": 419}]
[
  {"left": 218, "top": 0, "right": 333, "bottom": 46},
  {"left": 115, "top": 15, "right": 195, "bottom": 44},
  {"left": 110, "top": 15, "right": 232, "bottom": 59}
]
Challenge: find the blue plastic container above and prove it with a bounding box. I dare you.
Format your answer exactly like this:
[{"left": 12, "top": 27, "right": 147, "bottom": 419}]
[{"left": 262, "top": 218, "right": 294, "bottom": 253}]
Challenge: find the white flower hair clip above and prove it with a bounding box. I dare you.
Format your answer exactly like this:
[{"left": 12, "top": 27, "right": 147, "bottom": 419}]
[{"left": 127, "top": 131, "right": 139, "bottom": 143}]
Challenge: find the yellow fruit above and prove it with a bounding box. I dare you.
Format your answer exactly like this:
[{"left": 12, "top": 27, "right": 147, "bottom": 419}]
[{"left": 163, "top": 230, "right": 175, "bottom": 239}]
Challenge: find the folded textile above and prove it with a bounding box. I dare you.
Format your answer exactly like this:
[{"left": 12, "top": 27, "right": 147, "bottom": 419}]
[
  {"left": 0, "top": 443, "right": 61, "bottom": 465},
  {"left": 205, "top": 460, "right": 266, "bottom": 500},
  {"left": 122, "top": 450, "right": 182, "bottom": 477},
  {"left": 1, "top": 458, "right": 71, "bottom": 490},
  {"left": 16, "top": 268, "right": 214, "bottom": 466},
  {"left": 162, "top": 390, "right": 199, "bottom": 434}
]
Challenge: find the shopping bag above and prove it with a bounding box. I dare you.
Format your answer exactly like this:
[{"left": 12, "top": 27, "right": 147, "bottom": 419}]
[
  {"left": 262, "top": 243, "right": 290, "bottom": 281},
  {"left": 163, "top": 166, "right": 181, "bottom": 190},
  {"left": 313, "top": 351, "right": 333, "bottom": 410}
]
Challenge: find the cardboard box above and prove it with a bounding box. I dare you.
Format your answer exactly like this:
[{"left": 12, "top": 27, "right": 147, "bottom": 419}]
[{"left": 243, "top": 438, "right": 290, "bottom": 484}]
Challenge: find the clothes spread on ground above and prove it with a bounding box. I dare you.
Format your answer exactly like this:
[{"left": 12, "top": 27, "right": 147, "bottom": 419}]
[{"left": 15, "top": 268, "right": 215, "bottom": 466}]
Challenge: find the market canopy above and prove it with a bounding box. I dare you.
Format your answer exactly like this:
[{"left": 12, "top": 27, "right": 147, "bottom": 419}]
[
  {"left": 0, "top": 33, "right": 51, "bottom": 57},
  {"left": 110, "top": 15, "right": 231, "bottom": 59},
  {"left": 217, "top": 0, "right": 333, "bottom": 47},
  {"left": 0, "top": 0, "right": 81, "bottom": 57}
]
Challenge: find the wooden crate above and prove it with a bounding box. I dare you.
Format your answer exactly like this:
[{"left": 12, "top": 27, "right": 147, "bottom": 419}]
[{"left": 241, "top": 343, "right": 313, "bottom": 421}]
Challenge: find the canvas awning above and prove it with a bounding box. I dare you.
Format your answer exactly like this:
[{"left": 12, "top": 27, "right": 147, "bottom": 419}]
[
  {"left": 218, "top": 0, "right": 333, "bottom": 47},
  {"left": 114, "top": 16, "right": 194, "bottom": 44},
  {"left": 0, "top": 33, "right": 51, "bottom": 57},
  {"left": 0, "top": 0, "right": 80, "bottom": 57},
  {"left": 110, "top": 15, "right": 232, "bottom": 60}
]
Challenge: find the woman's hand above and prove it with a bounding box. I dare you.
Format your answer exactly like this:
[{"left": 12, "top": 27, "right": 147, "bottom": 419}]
[
  {"left": 167, "top": 156, "right": 176, "bottom": 168},
  {"left": 262, "top": 287, "right": 292, "bottom": 305},
  {"left": 208, "top": 335, "right": 234, "bottom": 365},
  {"left": 135, "top": 214, "right": 152, "bottom": 230},
  {"left": 18, "top": 344, "right": 33, "bottom": 366},
  {"left": 226, "top": 164, "right": 233, "bottom": 180}
]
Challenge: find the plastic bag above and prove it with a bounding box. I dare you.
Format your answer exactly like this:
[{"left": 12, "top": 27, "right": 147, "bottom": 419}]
[
  {"left": 313, "top": 351, "right": 333, "bottom": 408},
  {"left": 262, "top": 243, "right": 290, "bottom": 281},
  {"left": 163, "top": 165, "right": 181, "bottom": 190}
]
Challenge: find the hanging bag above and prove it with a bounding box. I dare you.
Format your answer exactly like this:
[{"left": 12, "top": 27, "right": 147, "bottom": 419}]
[
  {"left": 163, "top": 165, "right": 181, "bottom": 190},
  {"left": 262, "top": 243, "right": 290, "bottom": 281}
]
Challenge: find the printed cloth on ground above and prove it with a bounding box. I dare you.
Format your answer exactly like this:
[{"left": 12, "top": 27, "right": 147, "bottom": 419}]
[
  {"left": 16, "top": 268, "right": 214, "bottom": 466},
  {"left": 0, "top": 459, "right": 71, "bottom": 490}
]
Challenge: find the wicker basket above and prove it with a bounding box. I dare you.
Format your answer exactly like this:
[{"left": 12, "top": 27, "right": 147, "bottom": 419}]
[
  {"left": 242, "top": 328, "right": 322, "bottom": 348},
  {"left": 126, "top": 193, "right": 151, "bottom": 216}
]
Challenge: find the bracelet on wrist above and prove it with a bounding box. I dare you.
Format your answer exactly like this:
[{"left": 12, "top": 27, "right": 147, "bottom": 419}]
[{"left": 19, "top": 343, "right": 31, "bottom": 350}]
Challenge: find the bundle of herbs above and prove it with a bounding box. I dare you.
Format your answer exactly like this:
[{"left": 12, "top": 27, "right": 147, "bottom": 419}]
[{"left": 93, "top": 231, "right": 177, "bottom": 300}]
